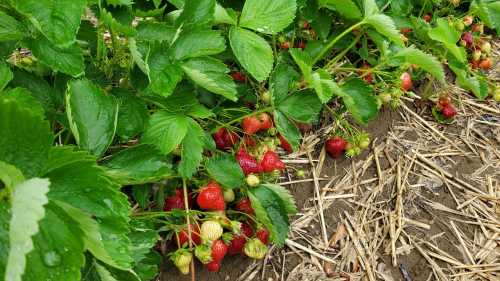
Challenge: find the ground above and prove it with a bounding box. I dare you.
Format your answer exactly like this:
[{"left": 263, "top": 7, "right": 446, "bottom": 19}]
[{"left": 161, "top": 47, "right": 499, "bottom": 281}]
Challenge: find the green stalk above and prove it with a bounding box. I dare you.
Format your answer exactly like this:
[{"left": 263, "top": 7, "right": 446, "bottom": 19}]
[
  {"left": 325, "top": 33, "right": 362, "bottom": 70},
  {"left": 313, "top": 21, "right": 365, "bottom": 65},
  {"left": 182, "top": 178, "right": 196, "bottom": 281}
]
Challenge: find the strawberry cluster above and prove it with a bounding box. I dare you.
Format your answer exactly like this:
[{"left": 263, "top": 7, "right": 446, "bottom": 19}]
[
  {"left": 457, "top": 16, "right": 493, "bottom": 71},
  {"left": 167, "top": 111, "right": 292, "bottom": 275}
]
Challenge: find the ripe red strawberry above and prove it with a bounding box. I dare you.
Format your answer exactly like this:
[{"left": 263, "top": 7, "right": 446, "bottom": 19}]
[
  {"left": 241, "top": 222, "right": 254, "bottom": 237},
  {"left": 281, "top": 41, "right": 290, "bottom": 49},
  {"left": 479, "top": 58, "right": 492, "bottom": 70},
  {"left": 235, "top": 198, "right": 254, "bottom": 215},
  {"left": 176, "top": 224, "right": 202, "bottom": 247},
  {"left": 302, "top": 20, "right": 310, "bottom": 29},
  {"left": 278, "top": 135, "right": 293, "bottom": 153},
  {"left": 461, "top": 32, "right": 473, "bottom": 48},
  {"left": 470, "top": 59, "right": 480, "bottom": 70},
  {"left": 325, "top": 136, "right": 348, "bottom": 158},
  {"left": 258, "top": 113, "right": 273, "bottom": 130},
  {"left": 213, "top": 128, "right": 238, "bottom": 150},
  {"left": 260, "top": 151, "right": 286, "bottom": 172},
  {"left": 400, "top": 72, "right": 412, "bottom": 92},
  {"left": 243, "top": 135, "right": 256, "bottom": 147},
  {"left": 297, "top": 41, "right": 306, "bottom": 50},
  {"left": 360, "top": 64, "right": 373, "bottom": 83},
  {"left": 256, "top": 229, "right": 270, "bottom": 245},
  {"left": 228, "top": 235, "right": 246, "bottom": 255},
  {"left": 197, "top": 181, "right": 225, "bottom": 211},
  {"left": 236, "top": 148, "right": 262, "bottom": 175},
  {"left": 211, "top": 239, "right": 228, "bottom": 262},
  {"left": 206, "top": 260, "right": 221, "bottom": 272},
  {"left": 164, "top": 189, "right": 185, "bottom": 211},
  {"left": 423, "top": 14, "right": 432, "bottom": 22},
  {"left": 231, "top": 71, "right": 246, "bottom": 82},
  {"left": 442, "top": 104, "right": 457, "bottom": 119},
  {"left": 242, "top": 116, "right": 261, "bottom": 135},
  {"left": 400, "top": 27, "right": 412, "bottom": 35}
]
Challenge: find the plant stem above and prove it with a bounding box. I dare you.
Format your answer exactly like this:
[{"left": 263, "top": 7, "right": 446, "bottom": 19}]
[
  {"left": 313, "top": 21, "right": 364, "bottom": 65},
  {"left": 324, "top": 33, "right": 362, "bottom": 70},
  {"left": 182, "top": 178, "right": 195, "bottom": 281}
]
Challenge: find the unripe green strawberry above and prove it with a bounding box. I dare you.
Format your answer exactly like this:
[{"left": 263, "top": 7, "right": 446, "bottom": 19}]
[
  {"left": 223, "top": 189, "right": 235, "bottom": 203},
  {"left": 463, "top": 15, "right": 473, "bottom": 26},
  {"left": 379, "top": 93, "right": 392, "bottom": 104},
  {"left": 296, "top": 169, "right": 306, "bottom": 178},
  {"left": 346, "top": 146, "right": 361, "bottom": 157},
  {"left": 472, "top": 50, "right": 482, "bottom": 61},
  {"left": 493, "top": 88, "right": 500, "bottom": 102},
  {"left": 194, "top": 244, "right": 212, "bottom": 264},
  {"left": 449, "top": 0, "right": 460, "bottom": 7},
  {"left": 455, "top": 21, "right": 464, "bottom": 31},
  {"left": 481, "top": 42, "right": 491, "bottom": 54},
  {"left": 261, "top": 91, "right": 270, "bottom": 104},
  {"left": 359, "top": 135, "right": 370, "bottom": 149},
  {"left": 201, "top": 221, "right": 223, "bottom": 242},
  {"left": 171, "top": 249, "right": 192, "bottom": 275},
  {"left": 244, "top": 238, "right": 268, "bottom": 259},
  {"left": 246, "top": 174, "right": 260, "bottom": 187}
]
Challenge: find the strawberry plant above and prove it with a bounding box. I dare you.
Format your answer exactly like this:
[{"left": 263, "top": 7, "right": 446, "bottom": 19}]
[{"left": 0, "top": 0, "right": 498, "bottom": 280}]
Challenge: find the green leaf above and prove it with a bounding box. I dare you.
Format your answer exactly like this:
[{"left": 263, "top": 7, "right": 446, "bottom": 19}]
[
  {"left": 311, "top": 69, "right": 337, "bottom": 103},
  {"left": 471, "top": 1, "right": 500, "bottom": 33},
  {"left": 24, "top": 203, "right": 85, "bottom": 281},
  {"left": 229, "top": 27, "right": 274, "bottom": 82},
  {"left": 239, "top": 0, "right": 296, "bottom": 34},
  {"left": 277, "top": 90, "right": 322, "bottom": 123},
  {"left": 114, "top": 91, "right": 149, "bottom": 141},
  {"left": 248, "top": 185, "right": 294, "bottom": 246},
  {"left": 260, "top": 184, "right": 297, "bottom": 214},
  {"left": 393, "top": 47, "right": 444, "bottom": 82},
  {"left": 289, "top": 48, "right": 313, "bottom": 83},
  {"left": 0, "top": 202, "right": 11, "bottom": 279},
  {"left": 147, "top": 43, "right": 184, "bottom": 97},
  {"left": 28, "top": 37, "right": 85, "bottom": 77},
  {"left": 214, "top": 4, "right": 237, "bottom": 25},
  {"left": 365, "top": 14, "right": 403, "bottom": 46},
  {"left": 205, "top": 154, "right": 245, "bottom": 189},
  {"left": 135, "top": 21, "right": 176, "bottom": 42},
  {"left": 106, "top": 0, "right": 133, "bottom": 6},
  {"left": 54, "top": 201, "right": 130, "bottom": 270},
  {"left": 178, "top": 119, "right": 204, "bottom": 179},
  {"left": 274, "top": 110, "right": 301, "bottom": 152},
  {"left": 176, "top": 0, "right": 215, "bottom": 27},
  {"left": 169, "top": 28, "right": 226, "bottom": 61},
  {"left": 269, "top": 63, "right": 300, "bottom": 105},
  {"left": 0, "top": 96, "right": 53, "bottom": 178},
  {"left": 100, "top": 9, "right": 136, "bottom": 37},
  {"left": 0, "top": 161, "right": 25, "bottom": 189},
  {"left": 9, "top": 0, "right": 86, "bottom": 47},
  {"left": 2, "top": 87, "right": 45, "bottom": 118},
  {"left": 340, "top": 79, "right": 378, "bottom": 124},
  {"left": 43, "top": 146, "right": 131, "bottom": 222},
  {"left": 129, "top": 39, "right": 150, "bottom": 76},
  {"left": 318, "top": 0, "right": 362, "bottom": 20},
  {"left": 95, "top": 262, "right": 120, "bottom": 281},
  {"left": 66, "top": 79, "right": 119, "bottom": 157},
  {"left": 9, "top": 69, "right": 60, "bottom": 113},
  {"left": 0, "top": 61, "right": 13, "bottom": 90},
  {"left": 0, "top": 10, "right": 25, "bottom": 41},
  {"left": 142, "top": 111, "right": 189, "bottom": 154},
  {"left": 181, "top": 57, "right": 238, "bottom": 101},
  {"left": 428, "top": 18, "right": 466, "bottom": 62},
  {"left": 363, "top": 0, "right": 379, "bottom": 16},
  {"left": 104, "top": 145, "right": 174, "bottom": 185},
  {"left": 5, "top": 178, "right": 50, "bottom": 281},
  {"left": 448, "top": 58, "right": 488, "bottom": 100}
]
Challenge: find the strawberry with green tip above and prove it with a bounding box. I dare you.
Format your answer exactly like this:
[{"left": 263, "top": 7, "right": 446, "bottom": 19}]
[
  {"left": 242, "top": 116, "right": 261, "bottom": 135},
  {"left": 176, "top": 223, "right": 202, "bottom": 247},
  {"left": 236, "top": 148, "right": 262, "bottom": 175},
  {"left": 325, "top": 136, "right": 348, "bottom": 159},
  {"left": 211, "top": 239, "right": 228, "bottom": 262},
  {"left": 244, "top": 238, "right": 268, "bottom": 259},
  {"left": 258, "top": 113, "right": 273, "bottom": 130}
]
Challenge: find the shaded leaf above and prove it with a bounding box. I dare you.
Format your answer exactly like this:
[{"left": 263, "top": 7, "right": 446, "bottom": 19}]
[
  {"left": 176, "top": 0, "right": 215, "bottom": 27},
  {"left": 0, "top": 11, "right": 26, "bottom": 41},
  {"left": 393, "top": 47, "right": 445, "bottom": 82},
  {"left": 274, "top": 110, "right": 301, "bottom": 152},
  {"left": 147, "top": 43, "right": 184, "bottom": 97},
  {"left": 277, "top": 90, "right": 322, "bottom": 123},
  {"left": 340, "top": 79, "right": 378, "bottom": 124},
  {"left": 289, "top": 48, "right": 313, "bottom": 83},
  {"left": 365, "top": 14, "right": 403, "bottom": 46},
  {"left": 269, "top": 63, "right": 300, "bottom": 105},
  {"left": 318, "top": 0, "right": 362, "bottom": 20},
  {"left": 0, "top": 61, "right": 13, "bottom": 91},
  {"left": 28, "top": 37, "right": 85, "bottom": 77}
]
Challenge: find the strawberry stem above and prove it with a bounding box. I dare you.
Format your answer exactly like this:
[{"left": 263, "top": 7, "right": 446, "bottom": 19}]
[{"left": 182, "top": 178, "right": 196, "bottom": 281}]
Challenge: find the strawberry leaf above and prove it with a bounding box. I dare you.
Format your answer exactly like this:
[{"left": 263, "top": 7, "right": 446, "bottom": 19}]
[
  {"left": 448, "top": 57, "right": 489, "bottom": 100},
  {"left": 428, "top": 18, "right": 466, "bottom": 63},
  {"left": 269, "top": 63, "right": 300, "bottom": 105},
  {"left": 66, "top": 79, "right": 119, "bottom": 157},
  {"left": 289, "top": 48, "right": 313, "bottom": 84},
  {"left": 229, "top": 27, "right": 274, "bottom": 82},
  {"left": 142, "top": 111, "right": 189, "bottom": 155},
  {"left": 147, "top": 43, "right": 184, "bottom": 97},
  {"left": 277, "top": 90, "right": 322, "bottom": 123},
  {"left": 0, "top": 96, "right": 53, "bottom": 178},
  {"left": 274, "top": 110, "right": 301, "bottom": 152},
  {"left": 0, "top": 10, "right": 26, "bottom": 41},
  {"left": 319, "top": 0, "right": 362, "bottom": 20},
  {"left": 365, "top": 14, "right": 403, "bottom": 46},
  {"left": 392, "top": 47, "right": 445, "bottom": 82},
  {"left": 5, "top": 178, "right": 50, "bottom": 281},
  {"left": 114, "top": 90, "right": 149, "bottom": 141},
  {"left": 175, "top": 0, "right": 215, "bottom": 27},
  {"left": 169, "top": 28, "right": 226, "bottom": 61},
  {"left": 205, "top": 154, "right": 245, "bottom": 189},
  {"left": 178, "top": 118, "right": 205, "bottom": 179},
  {"left": 9, "top": 0, "right": 86, "bottom": 48},
  {"left": 239, "top": 0, "right": 297, "bottom": 34},
  {"left": 0, "top": 61, "right": 12, "bottom": 91},
  {"left": 103, "top": 145, "right": 174, "bottom": 185},
  {"left": 340, "top": 79, "right": 378, "bottom": 125},
  {"left": 181, "top": 57, "right": 238, "bottom": 101},
  {"left": 248, "top": 185, "right": 294, "bottom": 246}
]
